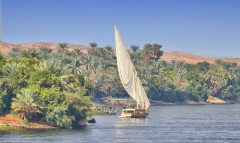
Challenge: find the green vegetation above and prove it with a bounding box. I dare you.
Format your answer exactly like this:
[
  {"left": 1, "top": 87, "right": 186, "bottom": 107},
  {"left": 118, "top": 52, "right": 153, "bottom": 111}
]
[
  {"left": 0, "top": 46, "right": 92, "bottom": 128},
  {"left": 89, "top": 110, "right": 108, "bottom": 115},
  {"left": 0, "top": 126, "right": 17, "bottom": 131},
  {"left": 1, "top": 42, "right": 240, "bottom": 128},
  {"left": 11, "top": 89, "right": 43, "bottom": 120},
  {"left": 23, "top": 119, "right": 33, "bottom": 125}
]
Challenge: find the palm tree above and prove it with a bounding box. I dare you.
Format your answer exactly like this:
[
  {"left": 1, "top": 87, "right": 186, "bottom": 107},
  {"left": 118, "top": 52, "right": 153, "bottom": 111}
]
[
  {"left": 2, "top": 63, "right": 22, "bottom": 76},
  {"left": 34, "top": 60, "right": 63, "bottom": 76},
  {"left": 130, "top": 45, "right": 139, "bottom": 52},
  {"left": 66, "top": 58, "right": 85, "bottom": 74},
  {"left": 60, "top": 75, "right": 76, "bottom": 92},
  {"left": 0, "top": 77, "right": 8, "bottom": 113},
  {"left": 138, "top": 67, "right": 148, "bottom": 80},
  {"left": 149, "top": 67, "right": 158, "bottom": 75},
  {"left": 105, "top": 46, "right": 114, "bottom": 55},
  {"left": 141, "top": 44, "right": 153, "bottom": 67},
  {"left": 40, "top": 47, "right": 52, "bottom": 53},
  {"left": 109, "top": 81, "right": 128, "bottom": 97},
  {"left": 175, "top": 61, "right": 187, "bottom": 85},
  {"left": 100, "top": 62, "right": 113, "bottom": 74},
  {"left": 104, "top": 46, "right": 114, "bottom": 60},
  {"left": 95, "top": 72, "right": 110, "bottom": 96},
  {"left": 60, "top": 54, "right": 74, "bottom": 65},
  {"left": 215, "top": 59, "right": 237, "bottom": 84},
  {"left": 73, "top": 49, "right": 82, "bottom": 59},
  {"left": 95, "top": 48, "right": 105, "bottom": 58},
  {"left": 89, "top": 42, "right": 98, "bottom": 48},
  {"left": 90, "top": 72, "right": 105, "bottom": 98},
  {"left": 58, "top": 43, "right": 69, "bottom": 53},
  {"left": 82, "top": 55, "right": 92, "bottom": 71},
  {"left": 9, "top": 48, "right": 21, "bottom": 58},
  {"left": 39, "top": 47, "right": 52, "bottom": 59},
  {"left": 105, "top": 46, "right": 113, "bottom": 51},
  {"left": 11, "top": 47, "right": 21, "bottom": 53},
  {"left": 91, "top": 59, "right": 101, "bottom": 74},
  {"left": 11, "top": 89, "right": 43, "bottom": 120},
  {"left": 88, "top": 42, "right": 98, "bottom": 55},
  {"left": 154, "top": 62, "right": 165, "bottom": 76},
  {"left": 152, "top": 43, "right": 163, "bottom": 60},
  {"left": 204, "top": 67, "right": 227, "bottom": 96},
  {"left": 20, "top": 49, "right": 39, "bottom": 58}
]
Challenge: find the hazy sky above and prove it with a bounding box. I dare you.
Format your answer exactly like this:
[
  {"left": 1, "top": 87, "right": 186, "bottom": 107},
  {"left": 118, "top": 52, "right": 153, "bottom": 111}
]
[{"left": 2, "top": 0, "right": 240, "bottom": 57}]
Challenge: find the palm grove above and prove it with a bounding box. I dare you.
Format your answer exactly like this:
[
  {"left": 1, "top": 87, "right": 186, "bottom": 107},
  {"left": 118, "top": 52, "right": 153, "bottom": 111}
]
[{"left": 0, "top": 42, "right": 240, "bottom": 128}]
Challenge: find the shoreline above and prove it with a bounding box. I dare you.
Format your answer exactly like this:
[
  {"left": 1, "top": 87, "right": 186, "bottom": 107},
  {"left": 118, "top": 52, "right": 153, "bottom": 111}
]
[
  {"left": 0, "top": 114, "right": 92, "bottom": 130},
  {"left": 0, "top": 123, "right": 57, "bottom": 129},
  {"left": 95, "top": 98, "right": 240, "bottom": 106},
  {"left": 0, "top": 114, "right": 56, "bottom": 129}
]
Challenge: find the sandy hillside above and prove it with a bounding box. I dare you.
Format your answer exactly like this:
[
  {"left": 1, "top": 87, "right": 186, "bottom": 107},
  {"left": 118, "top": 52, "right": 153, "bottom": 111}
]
[
  {"left": 161, "top": 52, "right": 240, "bottom": 65},
  {"left": 1, "top": 41, "right": 240, "bottom": 65},
  {"left": 0, "top": 41, "right": 89, "bottom": 54}
]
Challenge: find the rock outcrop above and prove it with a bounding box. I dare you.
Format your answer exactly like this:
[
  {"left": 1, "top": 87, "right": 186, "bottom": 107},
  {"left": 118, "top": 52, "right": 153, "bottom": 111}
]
[{"left": 207, "top": 96, "right": 229, "bottom": 104}]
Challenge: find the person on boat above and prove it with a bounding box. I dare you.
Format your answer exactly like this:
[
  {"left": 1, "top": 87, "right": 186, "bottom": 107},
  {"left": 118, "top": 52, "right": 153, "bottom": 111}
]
[
  {"left": 127, "top": 101, "right": 131, "bottom": 109},
  {"left": 143, "top": 102, "right": 146, "bottom": 109},
  {"left": 108, "top": 106, "right": 112, "bottom": 115}
]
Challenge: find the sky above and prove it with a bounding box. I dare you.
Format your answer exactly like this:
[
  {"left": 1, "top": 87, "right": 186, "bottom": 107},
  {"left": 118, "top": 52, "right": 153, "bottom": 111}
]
[{"left": 1, "top": 0, "right": 240, "bottom": 58}]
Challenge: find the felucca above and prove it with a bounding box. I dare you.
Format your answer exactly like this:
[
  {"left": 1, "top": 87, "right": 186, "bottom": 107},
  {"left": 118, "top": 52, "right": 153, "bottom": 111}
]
[{"left": 114, "top": 25, "right": 150, "bottom": 118}]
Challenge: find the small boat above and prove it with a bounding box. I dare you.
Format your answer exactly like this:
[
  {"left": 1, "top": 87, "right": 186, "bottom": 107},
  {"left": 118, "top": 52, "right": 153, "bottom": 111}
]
[
  {"left": 118, "top": 108, "right": 148, "bottom": 118},
  {"left": 114, "top": 25, "right": 151, "bottom": 118},
  {"left": 88, "top": 118, "right": 96, "bottom": 123}
]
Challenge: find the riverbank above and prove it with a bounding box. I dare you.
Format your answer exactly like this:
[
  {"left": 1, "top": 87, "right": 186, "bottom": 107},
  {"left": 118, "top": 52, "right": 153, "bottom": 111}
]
[
  {"left": 0, "top": 114, "right": 56, "bottom": 129},
  {"left": 93, "top": 96, "right": 240, "bottom": 106},
  {"left": 0, "top": 112, "right": 97, "bottom": 130}
]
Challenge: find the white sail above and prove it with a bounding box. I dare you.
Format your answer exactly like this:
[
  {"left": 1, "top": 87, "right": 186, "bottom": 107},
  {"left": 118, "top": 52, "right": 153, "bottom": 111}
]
[{"left": 114, "top": 26, "right": 150, "bottom": 109}]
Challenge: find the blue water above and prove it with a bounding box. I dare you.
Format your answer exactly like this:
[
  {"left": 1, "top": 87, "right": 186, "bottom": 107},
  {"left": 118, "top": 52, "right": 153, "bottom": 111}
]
[{"left": 1, "top": 104, "right": 240, "bottom": 143}]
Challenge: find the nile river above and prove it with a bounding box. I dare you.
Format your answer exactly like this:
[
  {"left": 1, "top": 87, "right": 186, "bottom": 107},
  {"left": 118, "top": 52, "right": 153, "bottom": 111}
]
[{"left": 1, "top": 104, "right": 240, "bottom": 142}]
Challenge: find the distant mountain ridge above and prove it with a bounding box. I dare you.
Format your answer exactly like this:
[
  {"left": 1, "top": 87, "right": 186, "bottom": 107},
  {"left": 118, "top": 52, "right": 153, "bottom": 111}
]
[
  {"left": 1, "top": 41, "right": 240, "bottom": 65},
  {"left": 161, "top": 52, "right": 240, "bottom": 65},
  {"left": 0, "top": 41, "right": 89, "bottom": 54}
]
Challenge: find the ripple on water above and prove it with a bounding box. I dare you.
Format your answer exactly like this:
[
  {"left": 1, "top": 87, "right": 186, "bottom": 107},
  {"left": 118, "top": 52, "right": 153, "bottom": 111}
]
[{"left": 1, "top": 104, "right": 240, "bottom": 143}]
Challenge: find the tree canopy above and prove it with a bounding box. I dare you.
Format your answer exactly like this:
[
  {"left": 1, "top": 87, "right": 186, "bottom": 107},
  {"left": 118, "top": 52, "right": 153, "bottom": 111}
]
[{"left": 0, "top": 41, "right": 240, "bottom": 128}]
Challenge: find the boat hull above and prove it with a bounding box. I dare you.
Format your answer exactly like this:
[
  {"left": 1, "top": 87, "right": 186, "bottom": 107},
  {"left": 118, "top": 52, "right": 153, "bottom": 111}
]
[
  {"left": 131, "top": 113, "right": 147, "bottom": 118},
  {"left": 118, "top": 109, "right": 134, "bottom": 118},
  {"left": 119, "top": 108, "right": 148, "bottom": 118},
  {"left": 131, "top": 109, "right": 148, "bottom": 118}
]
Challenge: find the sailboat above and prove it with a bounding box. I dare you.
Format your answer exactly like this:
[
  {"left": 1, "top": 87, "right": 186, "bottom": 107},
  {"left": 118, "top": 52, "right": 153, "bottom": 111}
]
[{"left": 114, "top": 25, "right": 150, "bottom": 118}]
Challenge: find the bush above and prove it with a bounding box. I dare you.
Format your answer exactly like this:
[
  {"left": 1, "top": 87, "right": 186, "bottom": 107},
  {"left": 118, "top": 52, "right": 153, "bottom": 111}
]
[{"left": 45, "top": 106, "right": 75, "bottom": 128}]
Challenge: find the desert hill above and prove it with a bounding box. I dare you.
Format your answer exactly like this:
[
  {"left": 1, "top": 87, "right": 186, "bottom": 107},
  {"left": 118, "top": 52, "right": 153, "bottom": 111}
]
[
  {"left": 0, "top": 41, "right": 89, "bottom": 54},
  {"left": 1, "top": 41, "right": 240, "bottom": 65},
  {"left": 161, "top": 52, "right": 240, "bottom": 65}
]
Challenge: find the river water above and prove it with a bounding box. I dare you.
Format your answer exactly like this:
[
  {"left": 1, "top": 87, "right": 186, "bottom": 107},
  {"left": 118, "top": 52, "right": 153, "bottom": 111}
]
[{"left": 1, "top": 104, "right": 240, "bottom": 143}]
